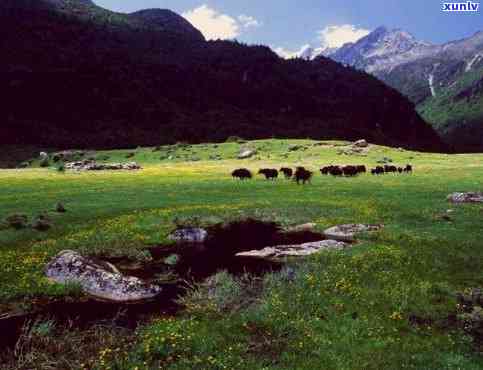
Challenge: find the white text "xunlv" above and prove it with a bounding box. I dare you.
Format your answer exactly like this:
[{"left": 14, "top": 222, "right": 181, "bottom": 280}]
[{"left": 442, "top": 2, "right": 480, "bottom": 11}]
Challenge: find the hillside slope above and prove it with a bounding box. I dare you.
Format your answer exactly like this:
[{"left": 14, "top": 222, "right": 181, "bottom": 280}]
[{"left": 0, "top": 0, "right": 443, "bottom": 151}]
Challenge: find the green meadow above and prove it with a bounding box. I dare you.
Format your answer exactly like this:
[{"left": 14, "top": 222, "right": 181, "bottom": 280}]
[{"left": 1, "top": 139, "right": 483, "bottom": 369}]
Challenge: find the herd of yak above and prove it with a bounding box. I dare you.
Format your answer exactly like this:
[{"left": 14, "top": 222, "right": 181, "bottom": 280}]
[{"left": 232, "top": 164, "right": 413, "bottom": 185}]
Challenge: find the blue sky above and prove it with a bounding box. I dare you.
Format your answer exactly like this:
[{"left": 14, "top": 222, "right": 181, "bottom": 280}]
[{"left": 95, "top": 0, "right": 482, "bottom": 54}]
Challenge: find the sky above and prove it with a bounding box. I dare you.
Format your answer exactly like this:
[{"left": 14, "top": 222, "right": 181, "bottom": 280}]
[{"left": 95, "top": 0, "right": 483, "bottom": 56}]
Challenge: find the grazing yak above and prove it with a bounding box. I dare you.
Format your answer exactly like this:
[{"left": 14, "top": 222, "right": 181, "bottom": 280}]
[
  {"left": 232, "top": 168, "right": 252, "bottom": 180},
  {"left": 294, "top": 167, "right": 313, "bottom": 184},
  {"left": 320, "top": 166, "right": 340, "bottom": 176},
  {"left": 384, "top": 165, "right": 398, "bottom": 174},
  {"left": 371, "top": 164, "right": 413, "bottom": 175},
  {"left": 371, "top": 166, "right": 385, "bottom": 175},
  {"left": 321, "top": 165, "right": 366, "bottom": 177},
  {"left": 342, "top": 165, "right": 359, "bottom": 177},
  {"left": 356, "top": 165, "right": 367, "bottom": 174},
  {"left": 280, "top": 167, "right": 293, "bottom": 179},
  {"left": 258, "top": 168, "right": 279, "bottom": 180},
  {"left": 328, "top": 166, "right": 343, "bottom": 177}
]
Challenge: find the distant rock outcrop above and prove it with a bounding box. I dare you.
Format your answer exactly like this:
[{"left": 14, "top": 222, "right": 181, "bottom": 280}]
[{"left": 65, "top": 161, "right": 141, "bottom": 171}]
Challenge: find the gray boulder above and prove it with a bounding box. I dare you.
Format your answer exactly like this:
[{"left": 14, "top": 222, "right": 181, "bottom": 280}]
[
  {"left": 324, "top": 224, "right": 383, "bottom": 242},
  {"left": 236, "top": 240, "right": 348, "bottom": 260},
  {"left": 353, "top": 139, "right": 369, "bottom": 148},
  {"left": 447, "top": 192, "right": 483, "bottom": 204},
  {"left": 45, "top": 250, "right": 161, "bottom": 302},
  {"left": 237, "top": 148, "right": 257, "bottom": 159},
  {"left": 168, "top": 228, "right": 208, "bottom": 243}
]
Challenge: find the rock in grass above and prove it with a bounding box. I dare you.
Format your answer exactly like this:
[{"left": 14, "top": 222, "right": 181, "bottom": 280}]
[
  {"left": 45, "top": 250, "right": 161, "bottom": 302},
  {"left": 5, "top": 214, "right": 29, "bottom": 229},
  {"left": 168, "top": 228, "right": 207, "bottom": 243},
  {"left": 56, "top": 202, "right": 66, "bottom": 213},
  {"left": 32, "top": 215, "right": 52, "bottom": 231},
  {"left": 323, "top": 224, "right": 383, "bottom": 242},
  {"left": 447, "top": 192, "right": 483, "bottom": 204},
  {"left": 237, "top": 148, "right": 257, "bottom": 159},
  {"left": 285, "top": 223, "right": 317, "bottom": 233},
  {"left": 353, "top": 139, "right": 369, "bottom": 148},
  {"left": 236, "top": 240, "right": 348, "bottom": 260}
]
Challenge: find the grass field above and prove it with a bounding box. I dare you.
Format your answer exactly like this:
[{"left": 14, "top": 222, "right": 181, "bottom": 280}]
[{"left": 1, "top": 139, "right": 483, "bottom": 369}]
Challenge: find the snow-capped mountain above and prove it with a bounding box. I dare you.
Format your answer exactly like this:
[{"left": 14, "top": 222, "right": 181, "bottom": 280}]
[
  {"left": 321, "top": 27, "right": 483, "bottom": 151},
  {"left": 327, "top": 26, "right": 434, "bottom": 73}
]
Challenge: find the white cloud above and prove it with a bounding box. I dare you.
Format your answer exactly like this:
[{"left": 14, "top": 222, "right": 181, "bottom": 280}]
[
  {"left": 275, "top": 24, "right": 371, "bottom": 60},
  {"left": 182, "top": 5, "right": 260, "bottom": 40},
  {"left": 317, "top": 24, "right": 370, "bottom": 49},
  {"left": 238, "top": 14, "right": 261, "bottom": 29},
  {"left": 273, "top": 44, "right": 312, "bottom": 59}
]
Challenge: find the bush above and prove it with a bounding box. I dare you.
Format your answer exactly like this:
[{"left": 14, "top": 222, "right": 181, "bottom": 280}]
[
  {"left": 39, "top": 158, "right": 50, "bottom": 167},
  {"left": 225, "top": 136, "right": 245, "bottom": 143},
  {"left": 56, "top": 164, "right": 65, "bottom": 172},
  {"left": 4, "top": 213, "right": 29, "bottom": 229},
  {"left": 32, "top": 215, "right": 52, "bottom": 232}
]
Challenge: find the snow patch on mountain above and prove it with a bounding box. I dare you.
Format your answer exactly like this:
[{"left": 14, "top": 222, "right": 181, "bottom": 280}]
[
  {"left": 466, "top": 53, "right": 482, "bottom": 72},
  {"left": 428, "top": 74, "right": 436, "bottom": 97}
]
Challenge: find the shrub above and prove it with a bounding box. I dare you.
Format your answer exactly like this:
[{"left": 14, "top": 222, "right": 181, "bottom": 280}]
[
  {"left": 56, "top": 164, "right": 65, "bottom": 172},
  {"left": 55, "top": 202, "right": 66, "bottom": 213},
  {"left": 39, "top": 158, "right": 50, "bottom": 167},
  {"left": 5, "top": 213, "right": 29, "bottom": 229},
  {"left": 32, "top": 215, "right": 52, "bottom": 232},
  {"left": 225, "top": 136, "right": 245, "bottom": 143}
]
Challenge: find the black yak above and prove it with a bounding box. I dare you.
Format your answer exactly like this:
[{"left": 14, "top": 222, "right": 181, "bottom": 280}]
[
  {"left": 371, "top": 166, "right": 385, "bottom": 175},
  {"left": 294, "top": 167, "right": 313, "bottom": 184},
  {"left": 232, "top": 168, "right": 252, "bottom": 180},
  {"left": 280, "top": 167, "right": 293, "bottom": 179},
  {"left": 258, "top": 168, "right": 279, "bottom": 180},
  {"left": 329, "top": 166, "right": 343, "bottom": 177},
  {"left": 356, "top": 165, "right": 367, "bottom": 174},
  {"left": 384, "top": 165, "right": 398, "bottom": 174},
  {"left": 320, "top": 166, "right": 330, "bottom": 175},
  {"left": 404, "top": 164, "right": 413, "bottom": 173},
  {"left": 342, "top": 165, "right": 358, "bottom": 177}
]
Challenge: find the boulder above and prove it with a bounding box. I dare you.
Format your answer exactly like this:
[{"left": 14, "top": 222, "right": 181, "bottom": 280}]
[
  {"left": 236, "top": 240, "right": 348, "bottom": 260},
  {"left": 324, "top": 224, "right": 383, "bottom": 242},
  {"left": 237, "top": 148, "right": 257, "bottom": 159},
  {"left": 353, "top": 139, "right": 369, "bottom": 148},
  {"left": 168, "top": 228, "right": 208, "bottom": 243},
  {"left": 45, "top": 250, "right": 161, "bottom": 302},
  {"left": 447, "top": 192, "right": 483, "bottom": 204}
]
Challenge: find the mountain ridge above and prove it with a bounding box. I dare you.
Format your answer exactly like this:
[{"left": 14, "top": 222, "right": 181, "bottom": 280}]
[{"left": 0, "top": 2, "right": 444, "bottom": 151}]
